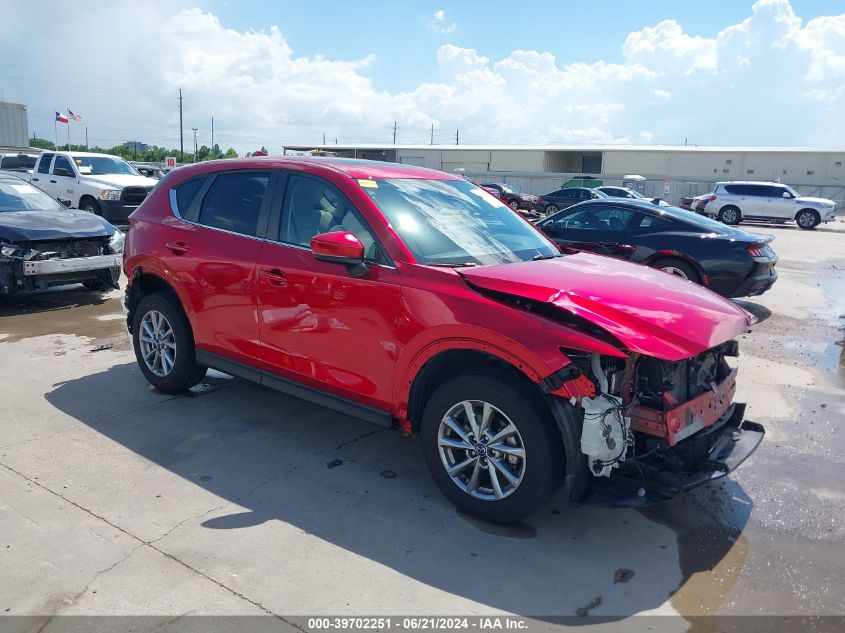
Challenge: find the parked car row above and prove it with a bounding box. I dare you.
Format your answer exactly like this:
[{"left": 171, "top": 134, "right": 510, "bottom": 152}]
[{"left": 120, "top": 156, "right": 766, "bottom": 524}]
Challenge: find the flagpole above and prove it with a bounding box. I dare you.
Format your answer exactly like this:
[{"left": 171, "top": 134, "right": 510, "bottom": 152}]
[
  {"left": 67, "top": 121, "right": 71, "bottom": 150},
  {"left": 54, "top": 113, "right": 58, "bottom": 150}
]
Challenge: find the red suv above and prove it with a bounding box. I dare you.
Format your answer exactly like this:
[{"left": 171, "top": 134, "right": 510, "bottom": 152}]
[{"left": 124, "top": 157, "right": 764, "bottom": 523}]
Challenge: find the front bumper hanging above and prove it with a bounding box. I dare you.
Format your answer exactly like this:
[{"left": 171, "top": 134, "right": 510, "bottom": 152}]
[{"left": 579, "top": 403, "right": 764, "bottom": 508}]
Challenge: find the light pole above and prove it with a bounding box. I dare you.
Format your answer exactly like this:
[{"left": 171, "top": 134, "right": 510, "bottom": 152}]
[{"left": 191, "top": 128, "right": 198, "bottom": 162}]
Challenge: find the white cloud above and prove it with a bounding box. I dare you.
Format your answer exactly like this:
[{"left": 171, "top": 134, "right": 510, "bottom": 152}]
[
  {"left": 2, "top": 0, "right": 845, "bottom": 151},
  {"left": 427, "top": 9, "right": 456, "bottom": 34}
]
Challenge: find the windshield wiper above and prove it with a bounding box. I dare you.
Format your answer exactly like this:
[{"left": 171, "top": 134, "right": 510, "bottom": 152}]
[
  {"left": 425, "top": 261, "right": 478, "bottom": 268},
  {"left": 532, "top": 253, "right": 565, "bottom": 261}
]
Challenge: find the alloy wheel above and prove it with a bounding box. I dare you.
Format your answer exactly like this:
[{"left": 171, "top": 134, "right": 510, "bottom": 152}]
[
  {"left": 509, "top": 200, "right": 519, "bottom": 210},
  {"left": 138, "top": 310, "right": 177, "bottom": 377},
  {"left": 660, "top": 266, "right": 689, "bottom": 279},
  {"left": 722, "top": 208, "right": 738, "bottom": 223},
  {"left": 437, "top": 400, "right": 526, "bottom": 501},
  {"left": 797, "top": 211, "right": 816, "bottom": 228}
]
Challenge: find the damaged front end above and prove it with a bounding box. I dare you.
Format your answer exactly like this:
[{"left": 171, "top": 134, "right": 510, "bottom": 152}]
[
  {"left": 551, "top": 344, "right": 764, "bottom": 507},
  {"left": 0, "top": 236, "right": 121, "bottom": 296}
]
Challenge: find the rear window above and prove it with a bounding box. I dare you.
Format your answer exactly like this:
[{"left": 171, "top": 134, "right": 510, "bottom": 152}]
[
  {"left": 174, "top": 177, "right": 205, "bottom": 215},
  {"left": 195, "top": 171, "right": 269, "bottom": 237},
  {"left": 0, "top": 155, "right": 38, "bottom": 171}
]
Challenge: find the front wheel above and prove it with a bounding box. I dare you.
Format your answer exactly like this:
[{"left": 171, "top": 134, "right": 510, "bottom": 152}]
[
  {"left": 421, "top": 369, "right": 565, "bottom": 524},
  {"left": 132, "top": 292, "right": 207, "bottom": 393},
  {"left": 545, "top": 204, "right": 559, "bottom": 214},
  {"left": 796, "top": 209, "right": 820, "bottom": 230},
  {"left": 508, "top": 200, "right": 520, "bottom": 211},
  {"left": 81, "top": 197, "right": 101, "bottom": 216}
]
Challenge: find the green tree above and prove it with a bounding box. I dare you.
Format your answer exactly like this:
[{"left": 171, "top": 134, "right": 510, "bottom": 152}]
[
  {"left": 29, "top": 137, "right": 56, "bottom": 150},
  {"left": 224, "top": 148, "right": 238, "bottom": 158}
]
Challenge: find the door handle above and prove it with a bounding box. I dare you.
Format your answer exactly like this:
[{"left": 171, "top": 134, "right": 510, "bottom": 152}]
[
  {"left": 49, "top": 179, "right": 57, "bottom": 183},
  {"left": 32, "top": 177, "right": 39, "bottom": 181},
  {"left": 260, "top": 268, "right": 288, "bottom": 287},
  {"left": 165, "top": 241, "right": 189, "bottom": 255}
]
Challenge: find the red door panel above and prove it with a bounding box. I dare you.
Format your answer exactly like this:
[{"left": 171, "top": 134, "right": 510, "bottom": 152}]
[
  {"left": 152, "top": 217, "right": 261, "bottom": 365},
  {"left": 255, "top": 243, "right": 401, "bottom": 411}
]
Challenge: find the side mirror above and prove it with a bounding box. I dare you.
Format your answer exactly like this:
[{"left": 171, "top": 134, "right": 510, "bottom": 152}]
[
  {"left": 782, "top": 191, "right": 791, "bottom": 198},
  {"left": 311, "top": 231, "right": 369, "bottom": 276},
  {"left": 54, "top": 168, "right": 74, "bottom": 177},
  {"left": 57, "top": 197, "right": 72, "bottom": 208}
]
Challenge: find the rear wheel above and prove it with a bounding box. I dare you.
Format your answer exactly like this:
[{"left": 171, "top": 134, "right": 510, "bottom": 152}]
[
  {"left": 796, "top": 209, "right": 820, "bottom": 230},
  {"left": 718, "top": 206, "right": 741, "bottom": 225},
  {"left": 651, "top": 258, "right": 701, "bottom": 284},
  {"left": 132, "top": 292, "right": 206, "bottom": 393},
  {"left": 508, "top": 199, "right": 520, "bottom": 211},
  {"left": 545, "top": 204, "right": 559, "bottom": 214},
  {"left": 421, "top": 369, "right": 565, "bottom": 524}
]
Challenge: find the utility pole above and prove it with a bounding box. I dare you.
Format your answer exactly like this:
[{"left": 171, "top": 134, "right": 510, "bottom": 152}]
[
  {"left": 211, "top": 117, "right": 214, "bottom": 154},
  {"left": 178, "top": 89, "right": 184, "bottom": 163},
  {"left": 393, "top": 121, "right": 397, "bottom": 145},
  {"left": 455, "top": 129, "right": 459, "bottom": 145},
  {"left": 431, "top": 123, "right": 434, "bottom": 145},
  {"left": 85, "top": 126, "right": 88, "bottom": 150},
  {"left": 323, "top": 132, "right": 326, "bottom": 145},
  {"left": 191, "top": 128, "right": 198, "bottom": 162}
]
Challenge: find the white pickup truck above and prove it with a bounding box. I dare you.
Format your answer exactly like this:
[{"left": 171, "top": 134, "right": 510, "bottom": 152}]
[{"left": 30, "top": 151, "right": 158, "bottom": 225}]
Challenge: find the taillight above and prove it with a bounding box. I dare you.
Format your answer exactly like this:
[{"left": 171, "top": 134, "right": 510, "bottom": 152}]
[
  {"left": 746, "top": 244, "right": 766, "bottom": 258},
  {"left": 536, "top": 197, "right": 542, "bottom": 203},
  {"left": 708, "top": 195, "right": 717, "bottom": 201}
]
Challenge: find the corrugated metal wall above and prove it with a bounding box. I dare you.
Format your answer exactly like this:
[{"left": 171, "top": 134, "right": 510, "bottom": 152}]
[{"left": 0, "top": 102, "right": 28, "bottom": 147}]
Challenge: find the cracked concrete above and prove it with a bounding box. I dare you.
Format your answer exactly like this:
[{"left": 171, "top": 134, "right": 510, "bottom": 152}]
[{"left": 1, "top": 222, "right": 844, "bottom": 623}]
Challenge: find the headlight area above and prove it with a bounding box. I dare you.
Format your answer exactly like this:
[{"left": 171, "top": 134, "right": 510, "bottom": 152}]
[
  {"left": 109, "top": 228, "right": 125, "bottom": 254},
  {"left": 99, "top": 189, "right": 122, "bottom": 201},
  {"left": 546, "top": 344, "right": 764, "bottom": 506}
]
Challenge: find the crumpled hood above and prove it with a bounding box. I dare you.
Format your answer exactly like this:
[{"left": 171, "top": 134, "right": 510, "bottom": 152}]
[
  {"left": 0, "top": 209, "right": 114, "bottom": 242},
  {"left": 80, "top": 174, "right": 157, "bottom": 190},
  {"left": 460, "top": 253, "right": 756, "bottom": 362}
]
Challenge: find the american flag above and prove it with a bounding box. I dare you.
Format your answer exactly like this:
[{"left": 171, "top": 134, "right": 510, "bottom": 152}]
[{"left": 67, "top": 109, "right": 82, "bottom": 121}]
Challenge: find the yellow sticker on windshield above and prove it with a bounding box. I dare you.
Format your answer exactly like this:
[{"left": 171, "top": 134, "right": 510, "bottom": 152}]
[{"left": 357, "top": 179, "right": 378, "bottom": 188}]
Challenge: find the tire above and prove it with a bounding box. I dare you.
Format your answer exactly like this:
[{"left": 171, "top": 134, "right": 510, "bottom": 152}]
[
  {"left": 650, "top": 258, "right": 701, "bottom": 284},
  {"left": 82, "top": 280, "right": 106, "bottom": 292},
  {"left": 795, "top": 209, "right": 820, "bottom": 230},
  {"left": 508, "top": 200, "right": 520, "bottom": 211},
  {"left": 132, "top": 291, "right": 207, "bottom": 393},
  {"left": 80, "top": 197, "right": 101, "bottom": 216},
  {"left": 545, "top": 204, "right": 559, "bottom": 214},
  {"left": 421, "top": 369, "right": 565, "bottom": 524},
  {"left": 717, "top": 206, "right": 741, "bottom": 225}
]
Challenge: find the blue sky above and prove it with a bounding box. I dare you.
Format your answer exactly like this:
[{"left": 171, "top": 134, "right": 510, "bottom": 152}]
[
  {"left": 2, "top": 0, "right": 845, "bottom": 150},
  {"left": 204, "top": 0, "right": 845, "bottom": 92}
]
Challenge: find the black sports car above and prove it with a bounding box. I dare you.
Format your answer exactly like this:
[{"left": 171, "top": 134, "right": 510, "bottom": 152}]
[
  {"left": 0, "top": 174, "right": 124, "bottom": 296},
  {"left": 536, "top": 198, "right": 778, "bottom": 298},
  {"left": 534, "top": 186, "right": 608, "bottom": 215}
]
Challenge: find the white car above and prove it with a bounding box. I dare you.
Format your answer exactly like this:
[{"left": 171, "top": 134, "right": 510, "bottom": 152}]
[
  {"left": 703, "top": 181, "right": 836, "bottom": 229},
  {"left": 596, "top": 185, "right": 670, "bottom": 207},
  {"left": 30, "top": 151, "right": 158, "bottom": 225}
]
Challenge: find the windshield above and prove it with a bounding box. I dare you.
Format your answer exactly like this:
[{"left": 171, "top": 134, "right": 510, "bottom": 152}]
[
  {"left": 0, "top": 180, "right": 63, "bottom": 212},
  {"left": 499, "top": 184, "right": 517, "bottom": 194},
  {"left": 361, "top": 178, "right": 559, "bottom": 266},
  {"left": 784, "top": 185, "right": 800, "bottom": 197},
  {"left": 73, "top": 156, "right": 139, "bottom": 176}
]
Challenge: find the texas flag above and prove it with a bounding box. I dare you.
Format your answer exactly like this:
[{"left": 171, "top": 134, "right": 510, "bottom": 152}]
[{"left": 55, "top": 112, "right": 69, "bottom": 124}]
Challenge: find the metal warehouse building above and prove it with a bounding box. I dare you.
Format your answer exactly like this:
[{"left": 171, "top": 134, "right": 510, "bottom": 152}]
[
  {"left": 282, "top": 143, "right": 845, "bottom": 204},
  {"left": 0, "top": 101, "right": 29, "bottom": 148}
]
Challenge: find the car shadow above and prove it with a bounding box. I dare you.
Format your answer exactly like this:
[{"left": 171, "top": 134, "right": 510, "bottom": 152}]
[
  {"left": 42, "top": 362, "right": 753, "bottom": 620},
  {"left": 733, "top": 299, "right": 772, "bottom": 324},
  {"left": 0, "top": 284, "right": 111, "bottom": 317},
  {"left": 738, "top": 221, "right": 841, "bottom": 234}
]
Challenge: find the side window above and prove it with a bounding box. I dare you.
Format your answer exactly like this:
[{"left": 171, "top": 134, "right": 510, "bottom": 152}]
[
  {"left": 174, "top": 176, "right": 205, "bottom": 215},
  {"left": 634, "top": 213, "right": 671, "bottom": 230},
  {"left": 551, "top": 206, "right": 632, "bottom": 231},
  {"left": 280, "top": 175, "right": 384, "bottom": 263},
  {"left": 724, "top": 184, "right": 741, "bottom": 195},
  {"left": 769, "top": 186, "right": 788, "bottom": 198},
  {"left": 560, "top": 190, "right": 576, "bottom": 200},
  {"left": 37, "top": 154, "right": 54, "bottom": 174},
  {"left": 196, "top": 171, "right": 269, "bottom": 237},
  {"left": 52, "top": 155, "right": 75, "bottom": 176},
  {"left": 747, "top": 185, "right": 767, "bottom": 197}
]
